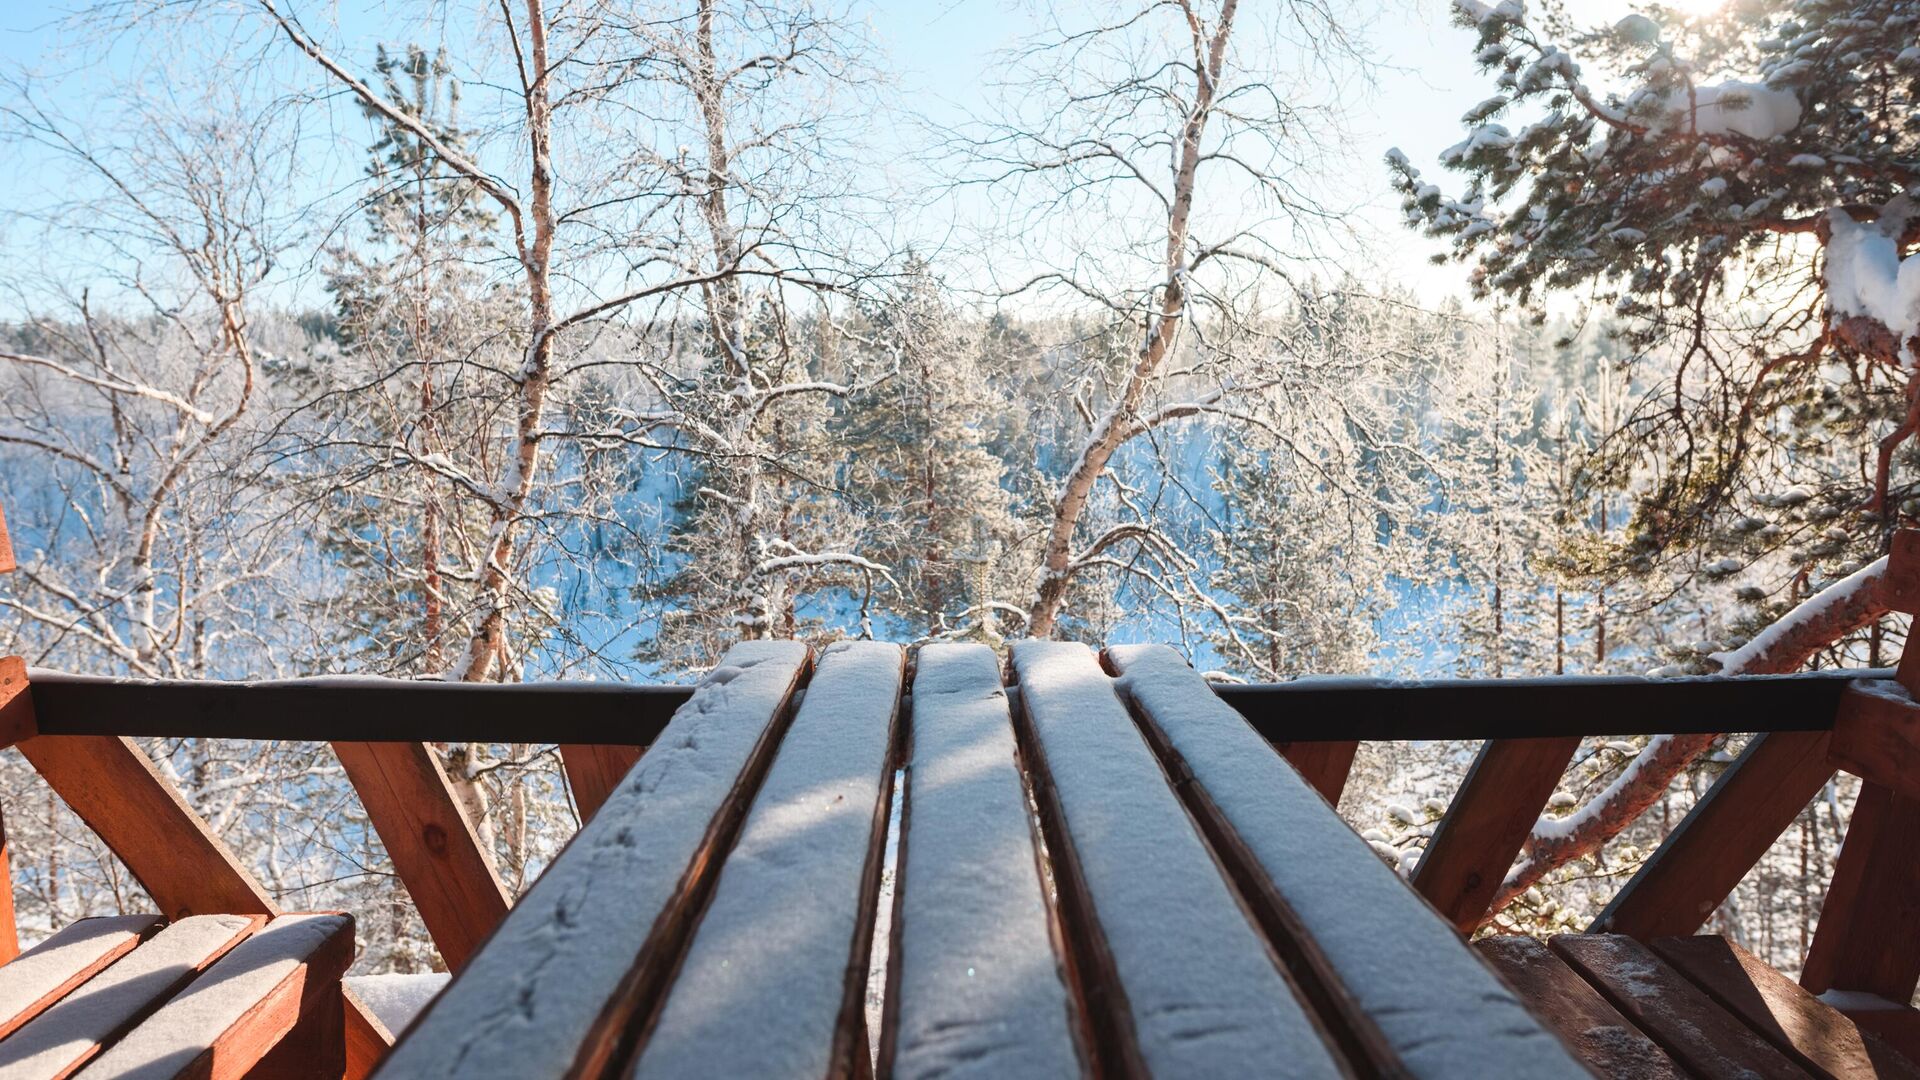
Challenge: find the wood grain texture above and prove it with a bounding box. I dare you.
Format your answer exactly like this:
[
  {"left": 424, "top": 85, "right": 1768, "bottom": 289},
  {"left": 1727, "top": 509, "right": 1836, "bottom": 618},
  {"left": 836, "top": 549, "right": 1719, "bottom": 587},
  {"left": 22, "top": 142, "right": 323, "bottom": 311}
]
[
  {"left": 1799, "top": 782, "right": 1920, "bottom": 1002},
  {"left": 1474, "top": 935, "right": 1684, "bottom": 1080},
  {"left": 1550, "top": 933, "right": 1804, "bottom": 1080},
  {"left": 0, "top": 914, "right": 162, "bottom": 1040},
  {"left": 0, "top": 657, "right": 35, "bottom": 751},
  {"left": 331, "top": 740, "right": 510, "bottom": 972},
  {"left": 1828, "top": 682, "right": 1920, "bottom": 802},
  {"left": 1592, "top": 731, "right": 1833, "bottom": 939},
  {"left": 1275, "top": 741, "right": 1359, "bottom": 805},
  {"left": 558, "top": 744, "right": 643, "bottom": 822},
  {"left": 1819, "top": 993, "right": 1920, "bottom": 1069},
  {"left": 1655, "top": 934, "right": 1920, "bottom": 1080},
  {"left": 0, "top": 501, "right": 14, "bottom": 575},
  {"left": 1415, "top": 736, "right": 1580, "bottom": 932}
]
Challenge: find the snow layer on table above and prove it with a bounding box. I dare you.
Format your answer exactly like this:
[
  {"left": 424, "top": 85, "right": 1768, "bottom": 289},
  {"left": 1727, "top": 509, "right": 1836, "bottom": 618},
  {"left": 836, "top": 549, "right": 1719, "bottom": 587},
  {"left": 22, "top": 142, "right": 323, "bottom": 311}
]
[
  {"left": 1107, "top": 644, "right": 1588, "bottom": 1079},
  {"left": 0, "top": 916, "right": 159, "bottom": 1029},
  {"left": 81, "top": 914, "right": 346, "bottom": 1080},
  {"left": 372, "top": 640, "right": 809, "bottom": 1080},
  {"left": 631, "top": 642, "right": 903, "bottom": 1079},
  {"left": 1010, "top": 641, "right": 1342, "bottom": 1079},
  {"left": 1826, "top": 208, "right": 1920, "bottom": 366},
  {"left": 0, "top": 914, "right": 254, "bottom": 1079},
  {"left": 342, "top": 973, "right": 449, "bottom": 1035},
  {"left": 888, "top": 644, "right": 1080, "bottom": 1080}
]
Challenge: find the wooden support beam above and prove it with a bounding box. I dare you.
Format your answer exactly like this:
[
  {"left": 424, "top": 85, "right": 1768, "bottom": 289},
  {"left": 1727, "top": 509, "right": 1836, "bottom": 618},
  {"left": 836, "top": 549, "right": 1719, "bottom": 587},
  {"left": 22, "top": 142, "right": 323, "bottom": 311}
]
[
  {"left": 1828, "top": 681, "right": 1920, "bottom": 801},
  {"left": 331, "top": 741, "right": 511, "bottom": 972},
  {"left": 1800, "top": 781, "right": 1920, "bottom": 1002},
  {"left": 559, "top": 744, "right": 643, "bottom": 822},
  {"left": 1591, "top": 730, "right": 1834, "bottom": 939},
  {"left": 16, "top": 734, "right": 391, "bottom": 1068},
  {"left": 0, "top": 500, "right": 14, "bottom": 574},
  {"left": 1274, "top": 741, "right": 1358, "bottom": 804},
  {"left": 1414, "top": 736, "right": 1580, "bottom": 932},
  {"left": 0, "top": 655, "right": 33, "bottom": 964}
]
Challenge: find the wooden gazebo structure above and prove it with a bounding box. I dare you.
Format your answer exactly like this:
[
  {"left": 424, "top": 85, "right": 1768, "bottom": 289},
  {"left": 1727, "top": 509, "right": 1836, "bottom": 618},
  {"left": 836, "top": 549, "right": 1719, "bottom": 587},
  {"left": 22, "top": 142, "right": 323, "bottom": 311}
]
[{"left": 1, "top": 502, "right": 1919, "bottom": 1077}]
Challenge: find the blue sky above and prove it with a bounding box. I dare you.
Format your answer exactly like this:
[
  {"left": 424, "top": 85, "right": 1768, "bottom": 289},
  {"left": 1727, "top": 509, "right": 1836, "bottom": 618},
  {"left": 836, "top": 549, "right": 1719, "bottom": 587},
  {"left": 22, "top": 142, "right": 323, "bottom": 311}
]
[{"left": 0, "top": 0, "right": 1657, "bottom": 309}]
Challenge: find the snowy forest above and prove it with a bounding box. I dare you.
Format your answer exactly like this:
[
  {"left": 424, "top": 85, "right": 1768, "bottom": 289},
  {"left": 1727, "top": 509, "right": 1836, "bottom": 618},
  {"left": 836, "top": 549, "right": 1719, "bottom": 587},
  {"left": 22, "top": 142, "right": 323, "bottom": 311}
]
[{"left": 0, "top": 0, "right": 1916, "bottom": 986}]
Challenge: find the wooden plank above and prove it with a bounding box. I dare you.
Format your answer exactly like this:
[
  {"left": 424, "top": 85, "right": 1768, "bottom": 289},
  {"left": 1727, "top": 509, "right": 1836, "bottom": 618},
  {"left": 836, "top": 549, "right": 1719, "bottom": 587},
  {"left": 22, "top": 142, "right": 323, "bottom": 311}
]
[
  {"left": 20, "top": 667, "right": 1881, "bottom": 746},
  {"left": 14, "top": 735, "right": 392, "bottom": 1062},
  {"left": 1473, "top": 935, "right": 1685, "bottom": 1080},
  {"left": 630, "top": 642, "right": 905, "bottom": 1079},
  {"left": 373, "top": 641, "right": 810, "bottom": 1080},
  {"left": 330, "top": 741, "right": 510, "bottom": 972},
  {"left": 1550, "top": 933, "right": 1806, "bottom": 1080},
  {"left": 0, "top": 915, "right": 160, "bottom": 1040},
  {"left": 1415, "top": 735, "right": 1581, "bottom": 931},
  {"left": 1274, "top": 740, "right": 1358, "bottom": 804},
  {"left": 0, "top": 913, "right": 259, "bottom": 1079},
  {"left": 81, "top": 913, "right": 355, "bottom": 1080},
  {"left": 876, "top": 644, "right": 1081, "bottom": 1080},
  {"left": 1799, "top": 782, "right": 1920, "bottom": 1002},
  {"left": 1010, "top": 642, "right": 1345, "bottom": 1079},
  {"left": 17, "top": 736, "right": 275, "bottom": 922},
  {"left": 0, "top": 501, "right": 14, "bottom": 575},
  {"left": 1819, "top": 993, "right": 1920, "bottom": 1068},
  {"left": 558, "top": 744, "right": 643, "bottom": 822},
  {"left": 1828, "top": 681, "right": 1920, "bottom": 801},
  {"left": 1106, "top": 644, "right": 1588, "bottom": 1079},
  {"left": 0, "top": 658, "right": 35, "bottom": 750},
  {"left": 1592, "top": 731, "right": 1834, "bottom": 939},
  {"left": 1655, "top": 934, "right": 1920, "bottom": 1079}
]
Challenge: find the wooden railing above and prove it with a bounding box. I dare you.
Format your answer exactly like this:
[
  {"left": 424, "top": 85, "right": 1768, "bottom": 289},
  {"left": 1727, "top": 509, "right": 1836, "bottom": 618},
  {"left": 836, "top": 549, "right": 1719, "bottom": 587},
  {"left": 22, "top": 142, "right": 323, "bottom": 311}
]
[{"left": 4, "top": 499, "right": 1920, "bottom": 1068}]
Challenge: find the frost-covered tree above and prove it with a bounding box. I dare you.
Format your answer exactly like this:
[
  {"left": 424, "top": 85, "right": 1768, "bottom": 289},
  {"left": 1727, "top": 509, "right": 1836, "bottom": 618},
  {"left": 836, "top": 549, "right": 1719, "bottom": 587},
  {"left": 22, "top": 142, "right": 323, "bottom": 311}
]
[{"left": 1389, "top": 0, "right": 1919, "bottom": 920}]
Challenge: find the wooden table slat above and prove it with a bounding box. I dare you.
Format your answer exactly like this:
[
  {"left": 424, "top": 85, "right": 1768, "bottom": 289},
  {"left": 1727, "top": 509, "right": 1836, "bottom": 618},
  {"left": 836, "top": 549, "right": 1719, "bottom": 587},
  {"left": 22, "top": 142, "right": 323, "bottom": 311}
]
[
  {"left": 880, "top": 644, "right": 1082, "bottom": 1080},
  {"left": 1474, "top": 935, "right": 1685, "bottom": 1080},
  {"left": 1654, "top": 934, "right": 1920, "bottom": 1080},
  {"left": 1010, "top": 642, "right": 1344, "bottom": 1080},
  {"left": 0, "top": 916, "right": 161, "bottom": 1040},
  {"left": 630, "top": 642, "right": 905, "bottom": 1080},
  {"left": 79, "top": 913, "right": 354, "bottom": 1080},
  {"left": 1550, "top": 933, "right": 1806, "bottom": 1080},
  {"left": 1106, "top": 644, "right": 1589, "bottom": 1079},
  {"left": 0, "top": 914, "right": 260, "bottom": 1079},
  {"left": 373, "top": 640, "right": 811, "bottom": 1080}
]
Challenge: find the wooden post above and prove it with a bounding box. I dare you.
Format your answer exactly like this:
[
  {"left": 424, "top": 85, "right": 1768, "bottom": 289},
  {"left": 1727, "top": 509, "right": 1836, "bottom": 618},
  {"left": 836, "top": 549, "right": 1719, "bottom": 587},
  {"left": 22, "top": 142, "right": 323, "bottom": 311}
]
[
  {"left": 558, "top": 744, "right": 643, "bottom": 822},
  {"left": 0, "top": 502, "right": 22, "bottom": 962},
  {"left": 1801, "top": 530, "right": 1920, "bottom": 1002},
  {"left": 1413, "top": 735, "right": 1580, "bottom": 931},
  {"left": 331, "top": 741, "right": 511, "bottom": 971}
]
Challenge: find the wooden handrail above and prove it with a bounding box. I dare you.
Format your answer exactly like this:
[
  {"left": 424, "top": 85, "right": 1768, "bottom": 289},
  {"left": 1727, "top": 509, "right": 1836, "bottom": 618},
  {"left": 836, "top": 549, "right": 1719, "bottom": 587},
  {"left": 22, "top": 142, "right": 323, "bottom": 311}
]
[{"left": 18, "top": 666, "right": 1884, "bottom": 747}]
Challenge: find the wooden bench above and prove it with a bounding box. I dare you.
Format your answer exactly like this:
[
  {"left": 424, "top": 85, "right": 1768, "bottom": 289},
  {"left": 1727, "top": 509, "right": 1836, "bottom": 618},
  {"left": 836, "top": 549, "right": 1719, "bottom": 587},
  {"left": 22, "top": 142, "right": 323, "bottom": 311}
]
[
  {"left": 377, "top": 639, "right": 1591, "bottom": 1078},
  {"left": 1479, "top": 931, "right": 1920, "bottom": 1079},
  {"left": 0, "top": 911, "right": 354, "bottom": 1079}
]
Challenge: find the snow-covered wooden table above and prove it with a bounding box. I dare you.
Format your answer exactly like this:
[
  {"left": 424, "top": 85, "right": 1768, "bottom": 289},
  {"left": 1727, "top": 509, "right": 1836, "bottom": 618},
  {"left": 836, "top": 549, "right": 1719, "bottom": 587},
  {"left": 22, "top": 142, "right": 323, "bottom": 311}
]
[{"left": 376, "top": 639, "right": 1594, "bottom": 1078}]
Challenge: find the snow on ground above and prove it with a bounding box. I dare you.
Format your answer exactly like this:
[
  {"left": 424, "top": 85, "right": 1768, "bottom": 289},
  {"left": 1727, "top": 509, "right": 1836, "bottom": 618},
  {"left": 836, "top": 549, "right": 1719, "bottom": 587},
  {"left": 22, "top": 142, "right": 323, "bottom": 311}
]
[{"left": 345, "top": 973, "right": 450, "bottom": 1035}]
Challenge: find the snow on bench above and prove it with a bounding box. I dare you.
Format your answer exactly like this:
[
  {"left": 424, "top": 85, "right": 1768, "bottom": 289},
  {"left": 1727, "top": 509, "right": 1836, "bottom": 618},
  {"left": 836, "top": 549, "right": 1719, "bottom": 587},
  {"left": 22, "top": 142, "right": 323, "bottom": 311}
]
[
  {"left": 0, "top": 914, "right": 258, "bottom": 1080},
  {"left": 1473, "top": 935, "right": 1685, "bottom": 1080},
  {"left": 630, "top": 641, "right": 904, "bottom": 1078},
  {"left": 0, "top": 917, "right": 160, "bottom": 1040},
  {"left": 1008, "top": 641, "right": 1343, "bottom": 1078},
  {"left": 882, "top": 644, "right": 1080, "bottom": 1080},
  {"left": 373, "top": 641, "right": 811, "bottom": 1080},
  {"left": 79, "top": 912, "right": 352, "bottom": 1080},
  {"left": 1105, "top": 643, "right": 1588, "bottom": 1078}
]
